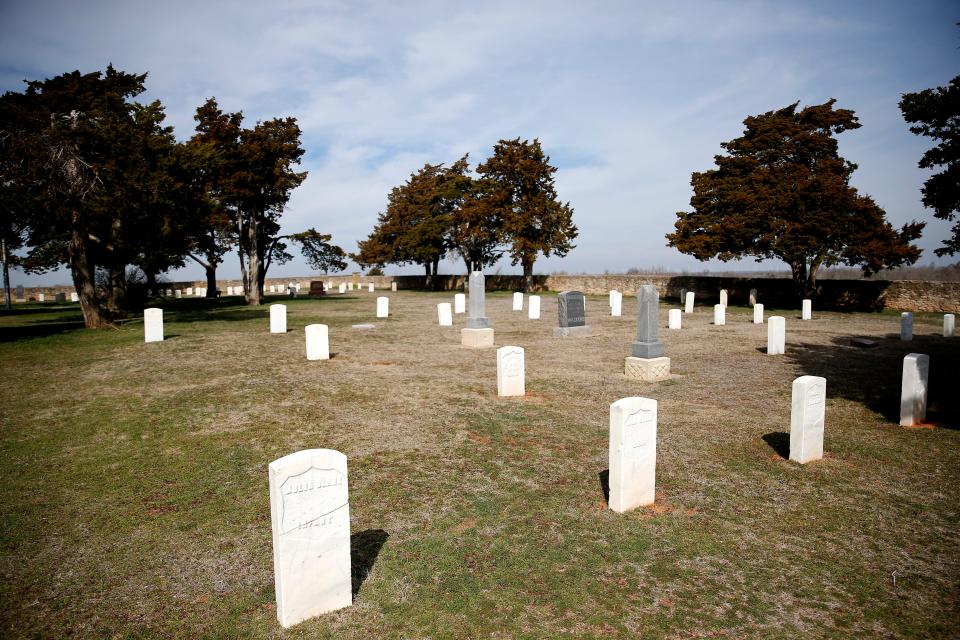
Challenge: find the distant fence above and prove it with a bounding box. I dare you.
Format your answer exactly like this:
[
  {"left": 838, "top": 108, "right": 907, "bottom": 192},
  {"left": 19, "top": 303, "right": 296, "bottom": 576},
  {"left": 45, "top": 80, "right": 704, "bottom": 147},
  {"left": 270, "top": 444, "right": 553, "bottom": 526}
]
[{"left": 12, "top": 273, "right": 959, "bottom": 312}]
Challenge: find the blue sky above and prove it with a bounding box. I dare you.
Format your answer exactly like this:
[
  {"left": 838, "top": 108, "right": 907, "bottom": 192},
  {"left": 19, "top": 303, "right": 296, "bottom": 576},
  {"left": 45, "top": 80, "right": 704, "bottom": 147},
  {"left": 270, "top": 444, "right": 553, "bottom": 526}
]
[{"left": 2, "top": 0, "right": 957, "bottom": 285}]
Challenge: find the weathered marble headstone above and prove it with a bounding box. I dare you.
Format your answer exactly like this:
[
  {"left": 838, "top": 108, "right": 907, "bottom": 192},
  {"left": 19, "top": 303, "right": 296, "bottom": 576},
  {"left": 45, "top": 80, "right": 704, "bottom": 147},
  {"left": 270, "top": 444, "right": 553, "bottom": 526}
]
[
  {"left": 270, "top": 304, "right": 287, "bottom": 334},
  {"left": 391, "top": 282, "right": 397, "bottom": 292},
  {"left": 437, "top": 302, "right": 453, "bottom": 326},
  {"left": 54, "top": 292, "right": 66, "bottom": 303},
  {"left": 38, "top": 293, "right": 45, "bottom": 302},
  {"left": 144, "top": 308, "right": 163, "bottom": 343},
  {"left": 608, "top": 396, "right": 657, "bottom": 513},
  {"left": 802, "top": 299, "right": 812, "bottom": 320},
  {"left": 719, "top": 289, "right": 728, "bottom": 306},
  {"left": 749, "top": 289, "right": 758, "bottom": 306},
  {"left": 555, "top": 291, "right": 591, "bottom": 337},
  {"left": 900, "top": 312, "right": 913, "bottom": 341},
  {"left": 226, "top": 286, "right": 233, "bottom": 296},
  {"left": 269, "top": 285, "right": 275, "bottom": 293},
  {"left": 304, "top": 324, "right": 330, "bottom": 361},
  {"left": 528, "top": 295, "right": 541, "bottom": 319},
  {"left": 713, "top": 304, "right": 725, "bottom": 326},
  {"left": 609, "top": 290, "right": 616, "bottom": 307},
  {"left": 70, "top": 292, "right": 79, "bottom": 302},
  {"left": 454, "top": 293, "right": 466, "bottom": 314},
  {"left": 269, "top": 448, "right": 351, "bottom": 628},
  {"left": 625, "top": 285, "right": 670, "bottom": 381},
  {"left": 680, "top": 288, "right": 687, "bottom": 304},
  {"left": 684, "top": 291, "right": 694, "bottom": 313},
  {"left": 945, "top": 314, "right": 956, "bottom": 338},
  {"left": 767, "top": 316, "right": 785, "bottom": 355},
  {"left": 753, "top": 303, "right": 764, "bottom": 324},
  {"left": 339, "top": 284, "right": 346, "bottom": 294},
  {"left": 368, "top": 283, "right": 374, "bottom": 293},
  {"left": 376, "top": 296, "right": 389, "bottom": 318},
  {"left": 899, "top": 353, "right": 929, "bottom": 427},
  {"left": 462, "top": 271, "right": 494, "bottom": 347},
  {"left": 348, "top": 282, "right": 353, "bottom": 291},
  {"left": 668, "top": 308, "right": 681, "bottom": 330},
  {"left": 496, "top": 346, "right": 525, "bottom": 397},
  {"left": 175, "top": 290, "right": 182, "bottom": 299},
  {"left": 611, "top": 291, "right": 622, "bottom": 317},
  {"left": 790, "top": 376, "right": 826, "bottom": 464},
  {"left": 165, "top": 289, "right": 172, "bottom": 297},
  {"left": 15, "top": 285, "right": 24, "bottom": 300},
  {"left": 513, "top": 292, "right": 523, "bottom": 311}
]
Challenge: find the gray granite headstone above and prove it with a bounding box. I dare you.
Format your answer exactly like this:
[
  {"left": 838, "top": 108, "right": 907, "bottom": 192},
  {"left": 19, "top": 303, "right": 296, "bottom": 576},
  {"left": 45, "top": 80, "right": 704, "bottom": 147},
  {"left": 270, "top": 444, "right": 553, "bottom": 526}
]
[
  {"left": 631, "top": 285, "right": 665, "bottom": 358},
  {"left": 557, "top": 291, "right": 586, "bottom": 327},
  {"left": 467, "top": 271, "right": 490, "bottom": 329},
  {"left": 14, "top": 285, "right": 24, "bottom": 299}
]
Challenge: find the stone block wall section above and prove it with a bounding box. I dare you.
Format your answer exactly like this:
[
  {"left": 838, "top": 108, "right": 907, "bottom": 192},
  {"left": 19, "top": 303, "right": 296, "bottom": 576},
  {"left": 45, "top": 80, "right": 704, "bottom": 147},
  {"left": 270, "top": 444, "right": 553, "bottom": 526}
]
[{"left": 11, "top": 274, "right": 959, "bottom": 312}]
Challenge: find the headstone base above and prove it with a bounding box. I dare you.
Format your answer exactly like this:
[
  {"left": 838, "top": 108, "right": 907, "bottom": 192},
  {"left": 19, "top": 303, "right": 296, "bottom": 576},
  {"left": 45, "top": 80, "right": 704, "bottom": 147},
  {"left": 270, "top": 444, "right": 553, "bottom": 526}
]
[
  {"left": 624, "top": 356, "right": 671, "bottom": 381},
  {"left": 461, "top": 327, "right": 494, "bottom": 348},
  {"left": 553, "top": 325, "right": 592, "bottom": 337}
]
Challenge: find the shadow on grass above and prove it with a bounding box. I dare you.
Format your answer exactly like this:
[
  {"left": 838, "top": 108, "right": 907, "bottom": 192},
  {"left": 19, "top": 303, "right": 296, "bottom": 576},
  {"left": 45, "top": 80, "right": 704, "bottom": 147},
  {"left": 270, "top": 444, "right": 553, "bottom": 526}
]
[
  {"left": 351, "top": 529, "right": 388, "bottom": 597},
  {"left": 0, "top": 320, "right": 86, "bottom": 342},
  {"left": 785, "top": 334, "right": 959, "bottom": 429},
  {"left": 598, "top": 469, "right": 610, "bottom": 505},
  {"left": 762, "top": 432, "right": 789, "bottom": 459}
]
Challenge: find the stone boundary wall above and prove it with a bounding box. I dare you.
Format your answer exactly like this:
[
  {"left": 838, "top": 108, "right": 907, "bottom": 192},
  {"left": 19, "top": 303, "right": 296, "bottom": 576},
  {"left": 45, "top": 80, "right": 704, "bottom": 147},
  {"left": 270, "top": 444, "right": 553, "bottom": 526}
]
[{"left": 11, "top": 274, "right": 959, "bottom": 312}]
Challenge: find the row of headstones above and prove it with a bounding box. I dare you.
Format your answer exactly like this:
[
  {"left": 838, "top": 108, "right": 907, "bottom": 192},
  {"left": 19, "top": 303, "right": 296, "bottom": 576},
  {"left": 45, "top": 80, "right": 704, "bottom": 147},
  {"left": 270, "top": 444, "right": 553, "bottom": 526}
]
[
  {"left": 436, "top": 291, "right": 544, "bottom": 326},
  {"left": 331, "top": 282, "right": 399, "bottom": 294},
  {"left": 33, "top": 292, "right": 79, "bottom": 303}
]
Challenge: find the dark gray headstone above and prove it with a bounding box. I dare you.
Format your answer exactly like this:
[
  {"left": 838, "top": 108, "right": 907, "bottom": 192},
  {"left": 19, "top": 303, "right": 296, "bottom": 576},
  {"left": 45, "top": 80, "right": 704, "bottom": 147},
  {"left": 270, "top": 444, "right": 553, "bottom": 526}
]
[
  {"left": 631, "top": 285, "right": 665, "bottom": 358},
  {"left": 14, "top": 285, "right": 24, "bottom": 299},
  {"left": 467, "top": 271, "right": 489, "bottom": 329},
  {"left": 557, "top": 291, "right": 586, "bottom": 327}
]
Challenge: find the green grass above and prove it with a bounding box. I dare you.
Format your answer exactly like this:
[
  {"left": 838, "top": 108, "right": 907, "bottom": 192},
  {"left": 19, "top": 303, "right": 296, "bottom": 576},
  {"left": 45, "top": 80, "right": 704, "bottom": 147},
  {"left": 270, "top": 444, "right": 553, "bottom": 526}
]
[{"left": 1, "top": 293, "right": 958, "bottom": 638}]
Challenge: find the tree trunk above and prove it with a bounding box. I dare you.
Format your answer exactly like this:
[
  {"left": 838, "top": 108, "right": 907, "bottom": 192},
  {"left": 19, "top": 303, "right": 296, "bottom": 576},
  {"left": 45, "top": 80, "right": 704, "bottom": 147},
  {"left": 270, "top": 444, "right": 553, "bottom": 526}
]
[
  {"left": 205, "top": 261, "right": 217, "bottom": 298},
  {"left": 423, "top": 261, "right": 433, "bottom": 290},
  {"left": 145, "top": 270, "right": 158, "bottom": 297},
  {"left": 245, "top": 214, "right": 262, "bottom": 306},
  {"left": 108, "top": 265, "right": 127, "bottom": 313},
  {"left": 2, "top": 238, "right": 11, "bottom": 311},
  {"left": 69, "top": 223, "right": 112, "bottom": 328},
  {"left": 522, "top": 256, "right": 535, "bottom": 293}
]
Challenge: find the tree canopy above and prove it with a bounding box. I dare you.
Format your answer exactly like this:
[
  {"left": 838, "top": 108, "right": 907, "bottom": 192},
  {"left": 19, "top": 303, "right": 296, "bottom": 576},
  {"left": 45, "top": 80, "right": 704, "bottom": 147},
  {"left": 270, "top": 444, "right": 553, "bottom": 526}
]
[
  {"left": 900, "top": 75, "right": 960, "bottom": 256},
  {"left": 667, "top": 100, "right": 924, "bottom": 298}
]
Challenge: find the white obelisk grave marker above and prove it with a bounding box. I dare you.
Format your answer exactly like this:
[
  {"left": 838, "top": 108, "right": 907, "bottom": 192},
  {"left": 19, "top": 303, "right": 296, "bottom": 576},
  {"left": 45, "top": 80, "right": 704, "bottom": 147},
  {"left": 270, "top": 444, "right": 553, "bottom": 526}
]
[
  {"left": 304, "top": 324, "right": 329, "bottom": 361},
  {"left": 376, "top": 296, "right": 389, "bottom": 318},
  {"left": 790, "top": 376, "right": 826, "bottom": 464},
  {"left": 528, "top": 295, "right": 541, "bottom": 319},
  {"left": 437, "top": 302, "right": 453, "bottom": 326},
  {"left": 496, "top": 346, "right": 525, "bottom": 397},
  {"left": 608, "top": 397, "right": 657, "bottom": 513},
  {"left": 269, "top": 449, "right": 351, "bottom": 628},
  {"left": 753, "top": 303, "right": 764, "bottom": 324},
  {"left": 668, "top": 308, "right": 681, "bottom": 330},
  {"left": 270, "top": 304, "right": 287, "bottom": 334},
  {"left": 512, "top": 292, "right": 523, "bottom": 311},
  {"left": 802, "top": 299, "right": 812, "bottom": 320},
  {"left": 899, "top": 353, "right": 929, "bottom": 427},
  {"left": 767, "top": 316, "right": 785, "bottom": 355},
  {"left": 144, "top": 308, "right": 163, "bottom": 343}
]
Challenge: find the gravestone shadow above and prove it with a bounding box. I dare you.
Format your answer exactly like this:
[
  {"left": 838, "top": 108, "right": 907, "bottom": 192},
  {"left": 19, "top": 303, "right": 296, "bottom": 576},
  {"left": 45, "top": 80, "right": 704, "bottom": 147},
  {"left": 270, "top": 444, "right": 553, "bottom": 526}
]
[
  {"left": 598, "top": 469, "right": 610, "bottom": 505},
  {"left": 762, "top": 432, "right": 789, "bottom": 459},
  {"left": 0, "top": 320, "right": 86, "bottom": 342},
  {"left": 351, "top": 529, "right": 388, "bottom": 596}
]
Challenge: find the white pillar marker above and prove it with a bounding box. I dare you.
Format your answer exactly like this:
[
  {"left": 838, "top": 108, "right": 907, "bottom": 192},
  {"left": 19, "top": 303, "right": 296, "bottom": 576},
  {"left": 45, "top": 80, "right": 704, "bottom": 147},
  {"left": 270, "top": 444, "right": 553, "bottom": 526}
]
[
  {"left": 269, "top": 449, "right": 351, "bottom": 628},
  {"left": 901, "top": 312, "right": 913, "bottom": 341},
  {"left": 713, "top": 304, "right": 725, "bottom": 326},
  {"left": 437, "top": 302, "right": 453, "bottom": 326},
  {"left": 611, "top": 291, "right": 622, "bottom": 317},
  {"left": 802, "top": 299, "right": 812, "bottom": 320},
  {"left": 528, "top": 295, "right": 541, "bottom": 320},
  {"left": 719, "top": 289, "right": 728, "bottom": 306},
  {"left": 753, "top": 303, "right": 764, "bottom": 324},
  {"left": 790, "top": 376, "right": 826, "bottom": 464},
  {"left": 945, "top": 314, "right": 955, "bottom": 338},
  {"left": 668, "top": 308, "right": 681, "bottom": 329},
  {"left": 899, "top": 353, "right": 929, "bottom": 427},
  {"left": 144, "top": 308, "right": 163, "bottom": 343},
  {"left": 376, "top": 296, "right": 389, "bottom": 318},
  {"left": 305, "top": 324, "right": 330, "bottom": 361},
  {"left": 513, "top": 292, "right": 523, "bottom": 311},
  {"left": 684, "top": 292, "right": 694, "bottom": 313},
  {"left": 270, "top": 304, "right": 287, "bottom": 334},
  {"left": 496, "top": 346, "right": 525, "bottom": 397},
  {"left": 768, "top": 316, "right": 785, "bottom": 355},
  {"left": 454, "top": 293, "right": 466, "bottom": 314},
  {"left": 369, "top": 283, "right": 374, "bottom": 293},
  {"left": 608, "top": 397, "right": 657, "bottom": 513}
]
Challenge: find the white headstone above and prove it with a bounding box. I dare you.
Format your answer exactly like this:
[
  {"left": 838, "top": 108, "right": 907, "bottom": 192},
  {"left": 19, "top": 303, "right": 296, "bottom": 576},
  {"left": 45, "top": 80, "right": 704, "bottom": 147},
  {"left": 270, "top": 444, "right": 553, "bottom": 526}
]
[
  {"left": 305, "top": 324, "right": 330, "bottom": 361},
  {"left": 945, "top": 314, "right": 956, "bottom": 338},
  {"left": 368, "top": 283, "right": 374, "bottom": 293},
  {"left": 719, "top": 289, "right": 728, "bottom": 306},
  {"left": 144, "top": 308, "right": 163, "bottom": 343},
  {"left": 175, "top": 290, "right": 182, "bottom": 299},
  {"left": 391, "top": 282, "right": 397, "bottom": 292},
  {"left": 186, "top": 287, "right": 193, "bottom": 296},
  {"left": 528, "top": 295, "right": 541, "bottom": 320},
  {"left": 753, "top": 303, "right": 764, "bottom": 324},
  {"left": 749, "top": 289, "right": 758, "bottom": 306},
  {"left": 339, "top": 283, "right": 346, "bottom": 294},
  {"left": 165, "top": 289, "right": 172, "bottom": 297},
  {"left": 70, "top": 292, "right": 78, "bottom": 302},
  {"left": 899, "top": 353, "right": 929, "bottom": 427},
  {"left": 790, "top": 375, "right": 826, "bottom": 464},
  {"left": 901, "top": 312, "right": 913, "bottom": 341},
  {"left": 226, "top": 286, "right": 233, "bottom": 296},
  {"left": 668, "top": 308, "right": 681, "bottom": 330},
  {"left": 269, "top": 285, "right": 275, "bottom": 293},
  {"left": 38, "top": 293, "right": 45, "bottom": 302},
  {"left": 348, "top": 282, "right": 353, "bottom": 291},
  {"left": 269, "top": 449, "right": 351, "bottom": 628},
  {"left": 437, "top": 302, "right": 453, "bottom": 326},
  {"left": 684, "top": 292, "right": 694, "bottom": 313},
  {"left": 496, "top": 346, "right": 525, "bottom": 397},
  {"left": 270, "top": 304, "right": 287, "bottom": 334},
  {"left": 376, "top": 296, "right": 389, "bottom": 318},
  {"left": 802, "top": 299, "right": 812, "bottom": 320},
  {"left": 608, "top": 397, "right": 657, "bottom": 513},
  {"left": 512, "top": 292, "right": 523, "bottom": 311},
  {"left": 454, "top": 293, "right": 466, "bottom": 314},
  {"left": 611, "top": 291, "right": 622, "bottom": 317},
  {"left": 609, "top": 290, "right": 616, "bottom": 307},
  {"left": 713, "top": 304, "right": 725, "bottom": 326},
  {"left": 768, "top": 316, "right": 785, "bottom": 355}
]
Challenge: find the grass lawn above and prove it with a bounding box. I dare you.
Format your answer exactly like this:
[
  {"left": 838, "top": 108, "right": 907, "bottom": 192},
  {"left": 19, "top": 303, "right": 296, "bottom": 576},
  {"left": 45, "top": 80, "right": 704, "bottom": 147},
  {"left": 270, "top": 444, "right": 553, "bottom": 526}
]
[{"left": 1, "top": 290, "right": 958, "bottom": 638}]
